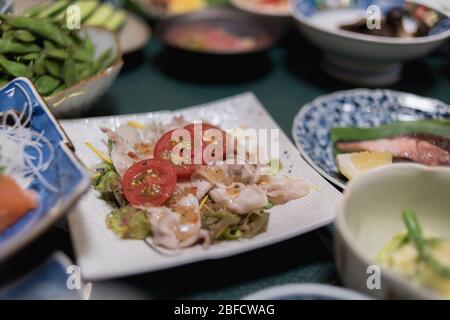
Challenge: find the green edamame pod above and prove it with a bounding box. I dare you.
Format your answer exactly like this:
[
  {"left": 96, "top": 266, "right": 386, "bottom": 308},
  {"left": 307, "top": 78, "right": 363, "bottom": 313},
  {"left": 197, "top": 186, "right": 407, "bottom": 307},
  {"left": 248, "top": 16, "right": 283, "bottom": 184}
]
[
  {"left": 34, "top": 75, "right": 61, "bottom": 96},
  {"left": 26, "top": 61, "right": 34, "bottom": 78},
  {"left": 0, "top": 23, "right": 11, "bottom": 33},
  {"left": 0, "top": 75, "right": 8, "bottom": 87},
  {"left": 76, "top": 63, "right": 92, "bottom": 81},
  {"left": 45, "top": 59, "right": 63, "bottom": 79},
  {"left": 50, "top": 83, "right": 66, "bottom": 96},
  {"left": 33, "top": 54, "right": 47, "bottom": 75},
  {"left": 83, "top": 33, "right": 95, "bottom": 56},
  {"left": 103, "top": 10, "right": 126, "bottom": 32},
  {"left": 44, "top": 48, "right": 67, "bottom": 60},
  {"left": 93, "top": 48, "right": 114, "bottom": 74},
  {"left": 63, "top": 50, "right": 76, "bottom": 87},
  {"left": 12, "top": 30, "right": 37, "bottom": 43},
  {"left": 21, "top": 52, "right": 40, "bottom": 61},
  {"left": 0, "top": 55, "right": 28, "bottom": 77},
  {"left": 23, "top": 3, "right": 47, "bottom": 17},
  {"left": 0, "top": 15, "right": 69, "bottom": 47},
  {"left": 44, "top": 40, "right": 57, "bottom": 50},
  {"left": 45, "top": 47, "right": 93, "bottom": 63},
  {"left": 36, "top": 0, "right": 70, "bottom": 19},
  {"left": 0, "top": 39, "right": 41, "bottom": 54},
  {"left": 74, "top": 47, "right": 94, "bottom": 63},
  {"left": 2, "top": 30, "right": 13, "bottom": 40}
]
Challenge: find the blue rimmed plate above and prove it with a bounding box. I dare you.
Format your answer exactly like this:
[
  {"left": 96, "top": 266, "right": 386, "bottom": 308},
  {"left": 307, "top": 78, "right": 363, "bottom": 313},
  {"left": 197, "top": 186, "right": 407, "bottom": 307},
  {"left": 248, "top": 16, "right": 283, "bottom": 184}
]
[
  {"left": 0, "top": 78, "right": 90, "bottom": 263},
  {"left": 292, "top": 89, "right": 450, "bottom": 189}
]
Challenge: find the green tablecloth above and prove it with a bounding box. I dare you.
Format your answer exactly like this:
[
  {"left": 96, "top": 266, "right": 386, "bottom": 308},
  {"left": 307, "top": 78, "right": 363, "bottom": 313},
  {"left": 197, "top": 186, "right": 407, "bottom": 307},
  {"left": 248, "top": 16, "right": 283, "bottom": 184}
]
[{"left": 3, "top": 25, "right": 448, "bottom": 299}]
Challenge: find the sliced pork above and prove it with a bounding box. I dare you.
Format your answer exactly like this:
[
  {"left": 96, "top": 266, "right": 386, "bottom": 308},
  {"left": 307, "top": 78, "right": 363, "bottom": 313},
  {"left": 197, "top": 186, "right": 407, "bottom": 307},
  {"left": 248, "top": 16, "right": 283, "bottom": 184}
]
[{"left": 209, "top": 183, "right": 268, "bottom": 215}]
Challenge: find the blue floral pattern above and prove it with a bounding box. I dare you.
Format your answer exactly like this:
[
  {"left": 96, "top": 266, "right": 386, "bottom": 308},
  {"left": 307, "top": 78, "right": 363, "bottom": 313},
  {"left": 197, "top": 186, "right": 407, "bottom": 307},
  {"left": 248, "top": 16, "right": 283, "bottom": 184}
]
[{"left": 292, "top": 89, "right": 450, "bottom": 187}]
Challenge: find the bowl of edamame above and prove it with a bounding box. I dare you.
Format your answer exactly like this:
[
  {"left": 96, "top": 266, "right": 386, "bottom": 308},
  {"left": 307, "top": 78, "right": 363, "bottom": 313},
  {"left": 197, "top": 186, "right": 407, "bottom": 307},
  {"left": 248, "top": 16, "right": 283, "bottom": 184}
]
[{"left": 0, "top": 14, "right": 123, "bottom": 117}]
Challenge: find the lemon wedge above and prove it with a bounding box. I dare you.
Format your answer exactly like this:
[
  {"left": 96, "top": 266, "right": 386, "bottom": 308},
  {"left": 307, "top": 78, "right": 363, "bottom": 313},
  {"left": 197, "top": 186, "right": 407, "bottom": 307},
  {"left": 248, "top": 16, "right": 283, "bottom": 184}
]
[{"left": 337, "top": 151, "right": 393, "bottom": 180}]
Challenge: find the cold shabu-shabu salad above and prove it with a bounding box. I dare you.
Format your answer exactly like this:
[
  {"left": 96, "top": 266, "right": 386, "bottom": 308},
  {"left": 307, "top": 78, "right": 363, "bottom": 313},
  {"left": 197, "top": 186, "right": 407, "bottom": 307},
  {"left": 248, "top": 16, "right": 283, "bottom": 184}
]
[{"left": 89, "top": 119, "right": 309, "bottom": 251}]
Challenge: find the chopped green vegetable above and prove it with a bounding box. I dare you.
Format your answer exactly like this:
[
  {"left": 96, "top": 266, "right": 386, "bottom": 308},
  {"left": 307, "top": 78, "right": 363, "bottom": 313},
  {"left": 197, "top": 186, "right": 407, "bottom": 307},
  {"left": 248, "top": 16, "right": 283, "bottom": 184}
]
[
  {"left": 264, "top": 201, "right": 274, "bottom": 210},
  {"left": 103, "top": 10, "right": 127, "bottom": 32},
  {"left": 36, "top": 0, "right": 70, "bottom": 19},
  {"left": 93, "top": 163, "right": 126, "bottom": 207},
  {"left": 402, "top": 210, "right": 450, "bottom": 280},
  {"left": 107, "top": 206, "right": 151, "bottom": 239},
  {"left": 84, "top": 4, "right": 114, "bottom": 27},
  {"left": 202, "top": 207, "right": 270, "bottom": 241},
  {"left": 202, "top": 210, "right": 241, "bottom": 240},
  {"left": 53, "top": 0, "right": 101, "bottom": 22}
]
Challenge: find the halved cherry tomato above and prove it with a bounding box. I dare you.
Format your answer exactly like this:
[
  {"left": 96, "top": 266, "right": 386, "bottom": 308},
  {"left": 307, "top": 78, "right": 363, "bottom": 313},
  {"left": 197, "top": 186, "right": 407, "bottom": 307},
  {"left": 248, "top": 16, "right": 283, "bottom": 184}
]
[
  {"left": 122, "top": 159, "right": 177, "bottom": 207},
  {"left": 154, "top": 129, "right": 196, "bottom": 178},
  {"left": 184, "top": 122, "right": 227, "bottom": 164}
]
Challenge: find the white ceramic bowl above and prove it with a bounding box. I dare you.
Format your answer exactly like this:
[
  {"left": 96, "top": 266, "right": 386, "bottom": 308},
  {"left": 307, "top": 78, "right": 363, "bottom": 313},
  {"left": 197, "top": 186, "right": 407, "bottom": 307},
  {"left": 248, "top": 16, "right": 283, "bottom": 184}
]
[
  {"left": 291, "top": 0, "right": 450, "bottom": 86},
  {"left": 335, "top": 163, "right": 450, "bottom": 299},
  {"left": 46, "top": 27, "right": 123, "bottom": 118}
]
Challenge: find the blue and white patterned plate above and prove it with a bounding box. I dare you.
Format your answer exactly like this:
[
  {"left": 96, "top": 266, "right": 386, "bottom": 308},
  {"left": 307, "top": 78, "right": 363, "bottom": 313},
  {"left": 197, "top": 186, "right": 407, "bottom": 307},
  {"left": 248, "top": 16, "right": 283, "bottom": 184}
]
[
  {"left": 292, "top": 89, "right": 450, "bottom": 188},
  {"left": 0, "top": 78, "right": 90, "bottom": 262}
]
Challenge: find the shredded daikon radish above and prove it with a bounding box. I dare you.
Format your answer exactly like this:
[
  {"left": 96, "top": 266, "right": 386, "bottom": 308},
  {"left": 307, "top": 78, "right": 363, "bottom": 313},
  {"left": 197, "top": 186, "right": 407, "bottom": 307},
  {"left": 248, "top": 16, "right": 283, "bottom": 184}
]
[{"left": 0, "top": 88, "right": 57, "bottom": 192}]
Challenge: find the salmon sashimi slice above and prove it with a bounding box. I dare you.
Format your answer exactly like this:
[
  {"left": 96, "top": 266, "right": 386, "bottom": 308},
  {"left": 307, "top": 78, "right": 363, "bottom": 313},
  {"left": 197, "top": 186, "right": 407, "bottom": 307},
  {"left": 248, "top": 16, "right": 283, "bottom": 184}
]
[
  {"left": 0, "top": 175, "right": 38, "bottom": 233},
  {"left": 336, "top": 135, "right": 450, "bottom": 166}
]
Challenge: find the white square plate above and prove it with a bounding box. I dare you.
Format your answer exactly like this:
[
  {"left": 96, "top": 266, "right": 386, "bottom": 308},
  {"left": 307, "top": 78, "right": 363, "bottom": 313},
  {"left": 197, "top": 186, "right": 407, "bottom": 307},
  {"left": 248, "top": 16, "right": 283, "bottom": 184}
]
[{"left": 61, "top": 93, "right": 341, "bottom": 280}]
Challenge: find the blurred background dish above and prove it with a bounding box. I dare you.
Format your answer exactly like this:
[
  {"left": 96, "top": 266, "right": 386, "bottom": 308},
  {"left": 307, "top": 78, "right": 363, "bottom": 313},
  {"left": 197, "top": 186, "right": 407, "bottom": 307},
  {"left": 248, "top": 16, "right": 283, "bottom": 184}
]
[
  {"left": 0, "top": 77, "right": 90, "bottom": 263},
  {"left": 231, "top": 0, "right": 291, "bottom": 17},
  {"left": 243, "top": 283, "right": 370, "bottom": 300},
  {"left": 292, "top": 89, "right": 450, "bottom": 188},
  {"left": 13, "top": 0, "right": 151, "bottom": 54},
  {"left": 156, "top": 8, "right": 282, "bottom": 55},
  {"left": 335, "top": 164, "right": 450, "bottom": 299},
  {"left": 119, "top": 12, "right": 152, "bottom": 54},
  {"left": 128, "top": 0, "right": 230, "bottom": 19},
  {"left": 291, "top": 0, "right": 450, "bottom": 86}
]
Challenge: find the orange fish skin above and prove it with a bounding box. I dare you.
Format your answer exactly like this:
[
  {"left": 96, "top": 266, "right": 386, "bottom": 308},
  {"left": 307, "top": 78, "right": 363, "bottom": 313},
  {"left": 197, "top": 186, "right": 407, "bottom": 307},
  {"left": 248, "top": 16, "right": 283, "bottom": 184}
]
[{"left": 337, "top": 136, "right": 450, "bottom": 166}]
